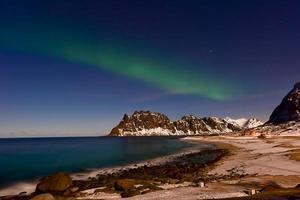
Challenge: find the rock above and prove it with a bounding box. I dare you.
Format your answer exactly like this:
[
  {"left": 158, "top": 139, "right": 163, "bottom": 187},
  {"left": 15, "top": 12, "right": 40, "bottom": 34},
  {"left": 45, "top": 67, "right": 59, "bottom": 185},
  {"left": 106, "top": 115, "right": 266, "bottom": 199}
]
[
  {"left": 114, "top": 179, "right": 136, "bottom": 191},
  {"left": 31, "top": 193, "right": 56, "bottom": 200},
  {"left": 166, "top": 178, "right": 179, "bottom": 184},
  {"left": 268, "top": 82, "right": 300, "bottom": 124},
  {"left": 109, "top": 111, "right": 175, "bottom": 136},
  {"left": 95, "top": 187, "right": 115, "bottom": 194},
  {"left": 19, "top": 191, "right": 27, "bottom": 195},
  {"left": 62, "top": 190, "right": 71, "bottom": 197},
  {"left": 260, "top": 182, "right": 282, "bottom": 192},
  {"left": 144, "top": 183, "right": 162, "bottom": 191},
  {"left": 36, "top": 172, "right": 73, "bottom": 193},
  {"left": 121, "top": 189, "right": 140, "bottom": 198},
  {"left": 69, "top": 186, "right": 79, "bottom": 193},
  {"left": 296, "top": 184, "right": 300, "bottom": 188},
  {"left": 62, "top": 186, "right": 79, "bottom": 196},
  {"left": 73, "top": 192, "right": 85, "bottom": 197},
  {"left": 257, "top": 134, "right": 267, "bottom": 139}
]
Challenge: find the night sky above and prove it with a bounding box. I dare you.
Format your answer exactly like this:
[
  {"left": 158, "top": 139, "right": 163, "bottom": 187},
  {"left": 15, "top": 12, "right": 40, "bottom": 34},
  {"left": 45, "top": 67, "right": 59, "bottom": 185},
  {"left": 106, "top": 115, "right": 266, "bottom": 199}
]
[{"left": 1, "top": 0, "right": 300, "bottom": 137}]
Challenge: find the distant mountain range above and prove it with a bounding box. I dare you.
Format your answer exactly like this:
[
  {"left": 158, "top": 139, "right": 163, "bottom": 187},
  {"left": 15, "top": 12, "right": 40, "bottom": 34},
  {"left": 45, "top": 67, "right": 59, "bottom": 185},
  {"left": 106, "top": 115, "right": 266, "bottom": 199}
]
[
  {"left": 108, "top": 82, "right": 300, "bottom": 136},
  {"left": 109, "top": 111, "right": 263, "bottom": 136},
  {"left": 224, "top": 117, "right": 263, "bottom": 129}
]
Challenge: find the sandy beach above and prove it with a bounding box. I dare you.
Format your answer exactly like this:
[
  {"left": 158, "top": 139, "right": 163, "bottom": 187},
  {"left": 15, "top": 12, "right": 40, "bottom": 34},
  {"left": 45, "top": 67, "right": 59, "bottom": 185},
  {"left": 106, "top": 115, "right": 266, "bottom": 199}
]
[
  {"left": 2, "top": 134, "right": 300, "bottom": 200},
  {"left": 75, "top": 134, "right": 300, "bottom": 200}
]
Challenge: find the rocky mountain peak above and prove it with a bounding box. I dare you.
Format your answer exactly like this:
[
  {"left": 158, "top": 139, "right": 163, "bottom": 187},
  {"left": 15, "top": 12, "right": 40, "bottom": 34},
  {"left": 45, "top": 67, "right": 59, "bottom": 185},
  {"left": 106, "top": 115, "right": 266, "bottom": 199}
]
[
  {"left": 109, "top": 110, "right": 174, "bottom": 136},
  {"left": 109, "top": 111, "right": 262, "bottom": 136},
  {"left": 244, "top": 118, "right": 264, "bottom": 129},
  {"left": 268, "top": 82, "right": 300, "bottom": 124},
  {"left": 180, "top": 115, "right": 198, "bottom": 121},
  {"left": 224, "top": 117, "right": 263, "bottom": 129},
  {"left": 294, "top": 82, "right": 300, "bottom": 89}
]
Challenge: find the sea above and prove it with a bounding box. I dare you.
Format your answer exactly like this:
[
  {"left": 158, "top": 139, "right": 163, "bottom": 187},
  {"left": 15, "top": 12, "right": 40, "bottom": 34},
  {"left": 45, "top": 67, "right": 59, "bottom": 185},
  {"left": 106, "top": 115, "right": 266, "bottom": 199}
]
[{"left": 0, "top": 136, "right": 210, "bottom": 196}]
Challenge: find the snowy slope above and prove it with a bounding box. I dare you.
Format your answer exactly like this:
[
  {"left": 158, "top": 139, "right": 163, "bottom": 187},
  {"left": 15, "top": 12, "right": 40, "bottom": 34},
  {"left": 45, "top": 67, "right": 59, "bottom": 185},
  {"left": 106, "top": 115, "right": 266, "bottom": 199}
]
[{"left": 224, "top": 117, "right": 263, "bottom": 129}]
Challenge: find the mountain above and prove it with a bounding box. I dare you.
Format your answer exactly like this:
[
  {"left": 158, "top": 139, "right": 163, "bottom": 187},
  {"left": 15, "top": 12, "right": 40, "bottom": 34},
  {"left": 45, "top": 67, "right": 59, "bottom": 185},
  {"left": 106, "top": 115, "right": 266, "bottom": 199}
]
[
  {"left": 244, "top": 118, "right": 264, "bottom": 129},
  {"left": 224, "top": 117, "right": 263, "bottom": 129},
  {"left": 248, "top": 120, "right": 300, "bottom": 136},
  {"left": 268, "top": 82, "right": 300, "bottom": 124},
  {"left": 109, "top": 82, "right": 300, "bottom": 136},
  {"left": 243, "top": 82, "right": 300, "bottom": 136},
  {"left": 109, "top": 111, "right": 262, "bottom": 136}
]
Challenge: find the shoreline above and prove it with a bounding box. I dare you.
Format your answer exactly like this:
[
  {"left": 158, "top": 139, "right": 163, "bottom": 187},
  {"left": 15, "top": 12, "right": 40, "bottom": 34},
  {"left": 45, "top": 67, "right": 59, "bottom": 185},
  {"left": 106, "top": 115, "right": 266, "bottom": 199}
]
[
  {"left": 75, "top": 134, "right": 300, "bottom": 200},
  {"left": 72, "top": 140, "right": 214, "bottom": 180},
  {"left": 127, "top": 134, "right": 300, "bottom": 199},
  {"left": 0, "top": 138, "right": 216, "bottom": 197},
  {"left": 72, "top": 146, "right": 228, "bottom": 199},
  {"left": 3, "top": 134, "right": 300, "bottom": 199}
]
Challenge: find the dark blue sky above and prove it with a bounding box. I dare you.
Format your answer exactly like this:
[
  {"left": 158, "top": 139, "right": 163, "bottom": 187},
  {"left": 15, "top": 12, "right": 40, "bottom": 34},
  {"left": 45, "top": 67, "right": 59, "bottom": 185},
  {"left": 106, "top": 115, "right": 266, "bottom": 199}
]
[{"left": 1, "top": 0, "right": 300, "bottom": 137}]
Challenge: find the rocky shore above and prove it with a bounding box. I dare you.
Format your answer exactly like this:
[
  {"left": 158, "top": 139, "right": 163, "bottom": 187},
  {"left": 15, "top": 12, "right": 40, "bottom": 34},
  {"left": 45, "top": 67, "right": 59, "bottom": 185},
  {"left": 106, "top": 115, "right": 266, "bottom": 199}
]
[
  {"left": 1, "top": 134, "right": 300, "bottom": 200},
  {"left": 0, "top": 144, "right": 231, "bottom": 200}
]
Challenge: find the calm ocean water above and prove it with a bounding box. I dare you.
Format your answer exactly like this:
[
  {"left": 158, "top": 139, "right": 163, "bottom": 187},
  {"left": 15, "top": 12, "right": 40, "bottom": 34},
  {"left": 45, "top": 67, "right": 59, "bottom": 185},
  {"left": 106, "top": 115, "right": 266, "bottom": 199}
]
[{"left": 0, "top": 136, "right": 199, "bottom": 188}]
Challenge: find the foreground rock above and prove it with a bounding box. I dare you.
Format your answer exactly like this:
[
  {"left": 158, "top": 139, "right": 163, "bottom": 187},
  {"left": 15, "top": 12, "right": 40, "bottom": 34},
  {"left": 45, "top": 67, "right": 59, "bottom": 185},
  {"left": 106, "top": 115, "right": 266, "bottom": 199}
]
[
  {"left": 114, "top": 179, "right": 136, "bottom": 191},
  {"left": 70, "top": 149, "right": 228, "bottom": 198},
  {"left": 30, "top": 194, "right": 55, "bottom": 200},
  {"left": 269, "top": 82, "right": 300, "bottom": 124},
  {"left": 36, "top": 172, "right": 73, "bottom": 193},
  {"left": 109, "top": 110, "right": 262, "bottom": 136}
]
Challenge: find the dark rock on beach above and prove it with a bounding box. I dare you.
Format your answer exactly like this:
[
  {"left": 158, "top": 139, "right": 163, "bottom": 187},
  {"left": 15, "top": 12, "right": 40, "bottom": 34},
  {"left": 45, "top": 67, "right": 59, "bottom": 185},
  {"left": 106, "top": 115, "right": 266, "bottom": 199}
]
[
  {"left": 30, "top": 194, "right": 55, "bottom": 200},
  {"left": 36, "top": 172, "right": 73, "bottom": 193},
  {"left": 121, "top": 189, "right": 140, "bottom": 198},
  {"left": 114, "top": 179, "right": 136, "bottom": 191}
]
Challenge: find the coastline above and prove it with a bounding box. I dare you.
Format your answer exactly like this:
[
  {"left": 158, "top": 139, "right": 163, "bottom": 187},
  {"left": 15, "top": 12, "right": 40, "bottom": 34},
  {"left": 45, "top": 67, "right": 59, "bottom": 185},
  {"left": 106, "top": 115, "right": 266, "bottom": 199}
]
[
  {"left": 75, "top": 134, "right": 300, "bottom": 200},
  {"left": 72, "top": 144, "right": 228, "bottom": 199},
  {"left": 3, "top": 134, "right": 300, "bottom": 200},
  {"left": 124, "top": 134, "right": 300, "bottom": 199},
  {"left": 0, "top": 138, "right": 216, "bottom": 197}
]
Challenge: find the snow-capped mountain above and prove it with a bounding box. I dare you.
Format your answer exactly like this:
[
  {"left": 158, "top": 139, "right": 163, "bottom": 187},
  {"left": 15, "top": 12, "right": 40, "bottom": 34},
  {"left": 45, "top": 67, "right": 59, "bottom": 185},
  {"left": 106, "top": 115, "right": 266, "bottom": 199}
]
[
  {"left": 244, "top": 82, "right": 300, "bottom": 136},
  {"left": 268, "top": 82, "right": 300, "bottom": 124},
  {"left": 224, "top": 117, "right": 263, "bottom": 129},
  {"left": 109, "top": 111, "right": 262, "bottom": 136},
  {"left": 109, "top": 82, "right": 300, "bottom": 137}
]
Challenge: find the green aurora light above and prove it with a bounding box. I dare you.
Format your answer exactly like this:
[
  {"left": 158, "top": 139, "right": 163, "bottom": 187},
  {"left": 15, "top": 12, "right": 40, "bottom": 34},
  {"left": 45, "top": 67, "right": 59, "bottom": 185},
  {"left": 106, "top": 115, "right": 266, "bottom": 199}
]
[{"left": 0, "top": 26, "right": 238, "bottom": 100}]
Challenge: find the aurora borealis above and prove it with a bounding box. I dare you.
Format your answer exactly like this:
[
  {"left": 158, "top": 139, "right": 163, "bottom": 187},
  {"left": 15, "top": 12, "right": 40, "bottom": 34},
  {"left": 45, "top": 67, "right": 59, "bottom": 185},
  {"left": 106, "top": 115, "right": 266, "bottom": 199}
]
[
  {"left": 0, "top": 25, "right": 235, "bottom": 100},
  {"left": 1, "top": 0, "right": 300, "bottom": 137}
]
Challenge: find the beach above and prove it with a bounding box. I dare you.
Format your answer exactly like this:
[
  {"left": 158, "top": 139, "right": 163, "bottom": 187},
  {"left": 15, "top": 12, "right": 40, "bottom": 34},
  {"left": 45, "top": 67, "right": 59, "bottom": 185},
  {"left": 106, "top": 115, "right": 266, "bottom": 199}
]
[
  {"left": 118, "top": 134, "right": 300, "bottom": 199},
  {"left": 0, "top": 137, "right": 216, "bottom": 198},
  {"left": 74, "top": 134, "right": 300, "bottom": 199},
  {"left": 1, "top": 134, "right": 300, "bottom": 200}
]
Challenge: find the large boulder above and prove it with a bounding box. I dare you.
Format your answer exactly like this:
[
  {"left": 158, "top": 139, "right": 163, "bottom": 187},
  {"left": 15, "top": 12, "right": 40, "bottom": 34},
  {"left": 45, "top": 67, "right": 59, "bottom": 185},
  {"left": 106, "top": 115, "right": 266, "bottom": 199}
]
[
  {"left": 36, "top": 172, "right": 73, "bottom": 193},
  {"left": 31, "top": 193, "right": 56, "bottom": 200},
  {"left": 121, "top": 189, "right": 140, "bottom": 198},
  {"left": 114, "top": 179, "right": 136, "bottom": 191}
]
